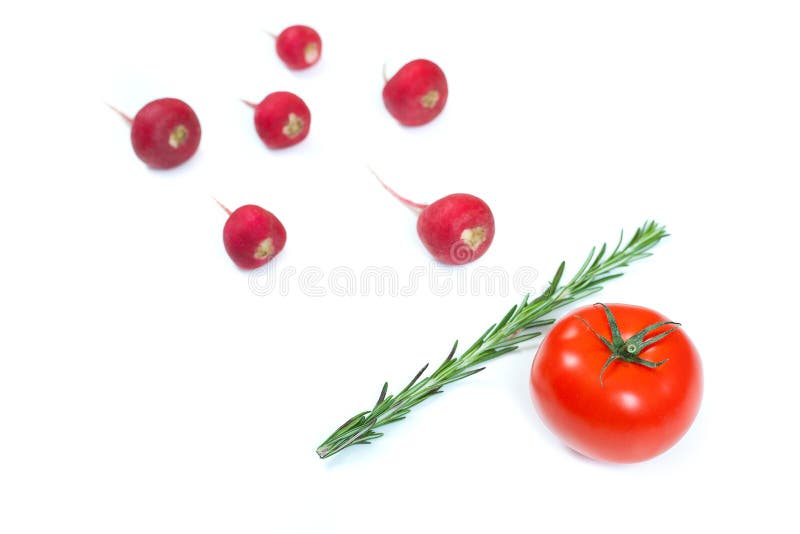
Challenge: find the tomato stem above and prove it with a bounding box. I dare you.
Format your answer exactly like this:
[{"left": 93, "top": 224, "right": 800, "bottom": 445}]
[{"left": 577, "top": 303, "right": 679, "bottom": 385}]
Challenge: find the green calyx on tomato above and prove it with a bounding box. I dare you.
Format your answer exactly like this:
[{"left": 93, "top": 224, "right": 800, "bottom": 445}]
[{"left": 576, "top": 303, "right": 681, "bottom": 385}]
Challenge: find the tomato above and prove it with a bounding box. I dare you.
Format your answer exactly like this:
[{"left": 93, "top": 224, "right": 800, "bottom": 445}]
[{"left": 529, "top": 303, "right": 702, "bottom": 463}]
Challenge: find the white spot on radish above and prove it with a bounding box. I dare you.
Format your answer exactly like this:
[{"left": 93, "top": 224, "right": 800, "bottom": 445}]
[
  {"left": 420, "top": 90, "right": 440, "bottom": 109},
  {"left": 282, "top": 113, "right": 304, "bottom": 138},
  {"left": 255, "top": 238, "right": 274, "bottom": 260},
  {"left": 168, "top": 124, "right": 189, "bottom": 148},
  {"left": 460, "top": 226, "right": 487, "bottom": 250},
  {"left": 304, "top": 42, "right": 319, "bottom": 64}
]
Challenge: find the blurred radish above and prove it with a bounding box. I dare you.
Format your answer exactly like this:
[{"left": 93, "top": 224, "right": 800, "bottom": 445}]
[
  {"left": 373, "top": 171, "right": 494, "bottom": 265},
  {"left": 274, "top": 25, "right": 322, "bottom": 70},
  {"left": 110, "top": 98, "right": 201, "bottom": 169},
  {"left": 216, "top": 200, "right": 287, "bottom": 270},
  {"left": 244, "top": 92, "right": 310, "bottom": 149},
  {"left": 383, "top": 59, "right": 448, "bottom": 126}
]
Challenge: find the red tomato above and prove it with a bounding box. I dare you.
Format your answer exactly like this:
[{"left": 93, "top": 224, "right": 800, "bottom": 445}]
[{"left": 529, "top": 303, "right": 702, "bottom": 463}]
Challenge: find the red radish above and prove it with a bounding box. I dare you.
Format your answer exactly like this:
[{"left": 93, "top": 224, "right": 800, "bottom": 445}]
[
  {"left": 373, "top": 172, "right": 494, "bottom": 265},
  {"left": 217, "top": 201, "right": 287, "bottom": 270},
  {"left": 383, "top": 59, "right": 448, "bottom": 126},
  {"left": 110, "top": 98, "right": 201, "bottom": 169},
  {"left": 274, "top": 25, "right": 322, "bottom": 70},
  {"left": 244, "top": 92, "right": 311, "bottom": 149}
]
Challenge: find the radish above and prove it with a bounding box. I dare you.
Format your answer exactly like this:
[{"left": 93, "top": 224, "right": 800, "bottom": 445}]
[
  {"left": 274, "top": 25, "right": 322, "bottom": 70},
  {"left": 217, "top": 201, "right": 287, "bottom": 270},
  {"left": 244, "top": 92, "right": 311, "bottom": 149},
  {"left": 382, "top": 59, "right": 448, "bottom": 126},
  {"left": 373, "top": 172, "right": 494, "bottom": 265},
  {"left": 110, "top": 98, "right": 201, "bottom": 169}
]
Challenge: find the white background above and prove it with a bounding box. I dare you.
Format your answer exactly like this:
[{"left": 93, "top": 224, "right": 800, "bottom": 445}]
[{"left": 1, "top": 1, "right": 799, "bottom": 532}]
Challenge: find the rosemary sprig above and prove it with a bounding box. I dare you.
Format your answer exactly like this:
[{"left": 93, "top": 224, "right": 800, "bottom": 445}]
[{"left": 316, "top": 221, "right": 669, "bottom": 459}]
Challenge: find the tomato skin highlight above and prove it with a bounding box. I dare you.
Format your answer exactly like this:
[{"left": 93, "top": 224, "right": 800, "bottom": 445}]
[{"left": 530, "top": 303, "right": 703, "bottom": 463}]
